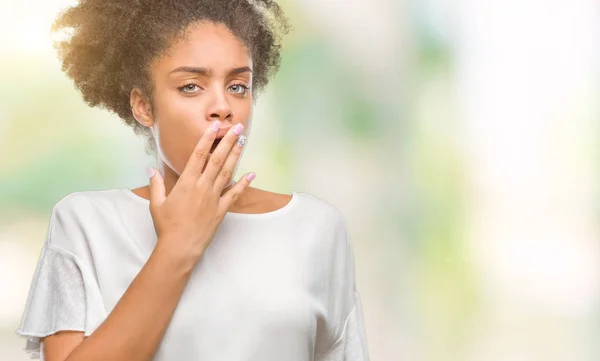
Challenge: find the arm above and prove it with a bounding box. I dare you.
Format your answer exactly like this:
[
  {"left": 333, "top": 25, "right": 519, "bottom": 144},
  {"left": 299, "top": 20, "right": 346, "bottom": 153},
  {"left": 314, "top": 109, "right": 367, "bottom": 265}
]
[
  {"left": 43, "top": 242, "right": 197, "bottom": 361},
  {"left": 41, "top": 120, "right": 251, "bottom": 361},
  {"left": 314, "top": 208, "right": 370, "bottom": 361}
]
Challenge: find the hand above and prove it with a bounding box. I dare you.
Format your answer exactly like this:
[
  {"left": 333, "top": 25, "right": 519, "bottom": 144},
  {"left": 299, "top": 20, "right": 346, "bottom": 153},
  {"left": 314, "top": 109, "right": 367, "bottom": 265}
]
[{"left": 146, "top": 120, "right": 255, "bottom": 260}]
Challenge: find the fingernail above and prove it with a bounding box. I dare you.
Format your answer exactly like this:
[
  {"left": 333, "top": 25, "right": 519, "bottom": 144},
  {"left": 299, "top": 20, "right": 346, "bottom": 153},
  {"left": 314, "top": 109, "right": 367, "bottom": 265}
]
[
  {"left": 237, "top": 135, "right": 247, "bottom": 148},
  {"left": 146, "top": 167, "right": 155, "bottom": 178},
  {"left": 246, "top": 172, "right": 255, "bottom": 182},
  {"left": 233, "top": 123, "right": 244, "bottom": 135},
  {"left": 211, "top": 120, "right": 221, "bottom": 132}
]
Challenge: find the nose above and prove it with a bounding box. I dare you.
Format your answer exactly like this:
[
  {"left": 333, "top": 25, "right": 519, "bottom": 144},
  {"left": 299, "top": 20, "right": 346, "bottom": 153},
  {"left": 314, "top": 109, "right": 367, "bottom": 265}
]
[{"left": 206, "top": 91, "right": 234, "bottom": 122}]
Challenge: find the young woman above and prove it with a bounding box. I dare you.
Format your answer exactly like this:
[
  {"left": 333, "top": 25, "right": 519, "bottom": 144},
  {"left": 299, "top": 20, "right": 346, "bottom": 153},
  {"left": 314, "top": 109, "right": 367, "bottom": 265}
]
[{"left": 16, "top": 1, "right": 369, "bottom": 360}]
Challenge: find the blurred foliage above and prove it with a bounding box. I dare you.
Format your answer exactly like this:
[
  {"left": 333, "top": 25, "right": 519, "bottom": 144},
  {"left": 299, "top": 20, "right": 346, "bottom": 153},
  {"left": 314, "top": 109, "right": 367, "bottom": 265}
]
[{"left": 0, "top": 57, "right": 124, "bottom": 217}]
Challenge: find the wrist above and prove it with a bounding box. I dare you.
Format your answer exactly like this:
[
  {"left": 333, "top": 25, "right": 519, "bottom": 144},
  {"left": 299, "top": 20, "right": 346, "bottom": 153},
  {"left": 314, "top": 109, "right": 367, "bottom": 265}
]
[{"left": 152, "top": 239, "right": 203, "bottom": 275}]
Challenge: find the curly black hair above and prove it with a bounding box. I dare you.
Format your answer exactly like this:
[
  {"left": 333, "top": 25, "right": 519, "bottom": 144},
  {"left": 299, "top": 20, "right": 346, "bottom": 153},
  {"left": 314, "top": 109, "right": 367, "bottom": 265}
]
[{"left": 51, "top": 0, "right": 291, "bottom": 155}]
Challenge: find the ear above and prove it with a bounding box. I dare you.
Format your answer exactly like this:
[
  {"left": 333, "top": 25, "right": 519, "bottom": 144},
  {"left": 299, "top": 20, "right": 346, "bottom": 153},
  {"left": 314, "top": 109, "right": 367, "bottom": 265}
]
[{"left": 130, "top": 88, "right": 154, "bottom": 127}]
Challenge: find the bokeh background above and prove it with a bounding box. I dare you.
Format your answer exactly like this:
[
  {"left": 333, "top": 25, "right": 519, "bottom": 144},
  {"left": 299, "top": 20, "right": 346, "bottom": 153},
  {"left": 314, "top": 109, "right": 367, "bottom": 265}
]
[{"left": 2, "top": 0, "right": 600, "bottom": 360}]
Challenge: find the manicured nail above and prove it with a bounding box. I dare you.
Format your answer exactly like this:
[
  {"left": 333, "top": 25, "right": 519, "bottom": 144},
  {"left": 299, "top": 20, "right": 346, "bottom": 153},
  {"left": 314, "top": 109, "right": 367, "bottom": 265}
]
[
  {"left": 246, "top": 172, "right": 255, "bottom": 182},
  {"left": 211, "top": 120, "right": 221, "bottom": 132},
  {"left": 233, "top": 123, "right": 244, "bottom": 135},
  {"left": 146, "top": 167, "right": 155, "bottom": 178},
  {"left": 237, "top": 135, "right": 247, "bottom": 148}
]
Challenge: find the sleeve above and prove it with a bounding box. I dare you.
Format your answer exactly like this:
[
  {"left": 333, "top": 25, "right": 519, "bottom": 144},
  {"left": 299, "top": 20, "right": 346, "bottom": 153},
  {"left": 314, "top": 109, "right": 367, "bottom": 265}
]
[
  {"left": 315, "top": 208, "right": 370, "bottom": 361},
  {"left": 15, "top": 202, "right": 107, "bottom": 359}
]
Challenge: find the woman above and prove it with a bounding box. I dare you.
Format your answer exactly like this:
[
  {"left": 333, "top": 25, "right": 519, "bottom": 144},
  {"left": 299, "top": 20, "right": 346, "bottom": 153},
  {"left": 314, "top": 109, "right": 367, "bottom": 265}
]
[{"left": 16, "top": 1, "right": 370, "bottom": 360}]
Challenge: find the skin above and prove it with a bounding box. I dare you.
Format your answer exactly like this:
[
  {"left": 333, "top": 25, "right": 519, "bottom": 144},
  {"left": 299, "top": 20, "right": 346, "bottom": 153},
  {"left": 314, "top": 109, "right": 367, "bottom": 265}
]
[
  {"left": 42, "top": 21, "right": 292, "bottom": 361},
  {"left": 129, "top": 21, "right": 291, "bottom": 213}
]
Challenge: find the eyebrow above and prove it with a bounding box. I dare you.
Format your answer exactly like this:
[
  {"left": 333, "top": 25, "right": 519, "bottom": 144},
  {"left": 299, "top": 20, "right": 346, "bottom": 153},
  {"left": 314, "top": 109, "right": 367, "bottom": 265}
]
[{"left": 169, "top": 66, "right": 252, "bottom": 76}]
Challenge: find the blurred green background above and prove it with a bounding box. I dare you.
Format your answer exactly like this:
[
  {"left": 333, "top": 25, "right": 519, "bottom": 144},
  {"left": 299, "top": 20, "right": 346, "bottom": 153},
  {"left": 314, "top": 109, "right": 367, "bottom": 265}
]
[{"left": 2, "top": 0, "right": 600, "bottom": 360}]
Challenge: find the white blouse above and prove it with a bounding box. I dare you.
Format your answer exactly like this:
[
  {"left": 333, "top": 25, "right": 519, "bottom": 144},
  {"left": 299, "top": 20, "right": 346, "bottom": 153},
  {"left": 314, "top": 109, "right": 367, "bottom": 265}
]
[{"left": 16, "top": 188, "right": 370, "bottom": 361}]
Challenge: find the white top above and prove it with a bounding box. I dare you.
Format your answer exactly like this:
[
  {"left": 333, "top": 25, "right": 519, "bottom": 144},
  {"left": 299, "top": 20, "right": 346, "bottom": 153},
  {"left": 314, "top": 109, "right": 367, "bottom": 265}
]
[{"left": 16, "top": 188, "right": 370, "bottom": 361}]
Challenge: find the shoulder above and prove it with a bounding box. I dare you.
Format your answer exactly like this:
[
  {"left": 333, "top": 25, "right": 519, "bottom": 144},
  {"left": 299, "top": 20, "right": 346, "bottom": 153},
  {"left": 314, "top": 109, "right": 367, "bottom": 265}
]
[
  {"left": 46, "top": 189, "right": 126, "bottom": 251},
  {"left": 52, "top": 188, "right": 124, "bottom": 217},
  {"left": 292, "top": 191, "right": 350, "bottom": 249},
  {"left": 293, "top": 190, "right": 346, "bottom": 224}
]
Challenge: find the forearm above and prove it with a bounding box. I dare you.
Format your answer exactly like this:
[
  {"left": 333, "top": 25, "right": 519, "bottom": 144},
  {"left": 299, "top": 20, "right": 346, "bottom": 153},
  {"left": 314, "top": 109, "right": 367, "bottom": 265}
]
[{"left": 64, "top": 239, "right": 198, "bottom": 361}]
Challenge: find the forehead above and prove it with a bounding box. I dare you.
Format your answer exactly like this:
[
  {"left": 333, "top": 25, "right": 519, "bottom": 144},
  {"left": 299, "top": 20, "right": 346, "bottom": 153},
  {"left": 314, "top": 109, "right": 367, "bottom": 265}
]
[{"left": 154, "top": 21, "right": 252, "bottom": 73}]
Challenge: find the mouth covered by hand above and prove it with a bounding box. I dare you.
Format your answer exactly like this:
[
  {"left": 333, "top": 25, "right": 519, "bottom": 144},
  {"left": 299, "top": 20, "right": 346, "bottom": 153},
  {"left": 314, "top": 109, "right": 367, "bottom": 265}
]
[{"left": 209, "top": 136, "right": 222, "bottom": 153}]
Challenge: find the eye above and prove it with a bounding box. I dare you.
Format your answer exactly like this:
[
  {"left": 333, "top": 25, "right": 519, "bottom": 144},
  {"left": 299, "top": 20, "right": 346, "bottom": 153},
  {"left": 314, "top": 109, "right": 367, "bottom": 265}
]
[
  {"left": 229, "top": 83, "right": 250, "bottom": 96},
  {"left": 178, "top": 83, "right": 201, "bottom": 94}
]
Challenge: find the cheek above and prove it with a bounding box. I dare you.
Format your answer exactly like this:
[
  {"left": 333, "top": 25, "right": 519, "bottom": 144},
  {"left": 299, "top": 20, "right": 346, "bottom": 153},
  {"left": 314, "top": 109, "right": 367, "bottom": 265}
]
[
  {"left": 236, "top": 100, "right": 253, "bottom": 127},
  {"left": 153, "top": 108, "right": 203, "bottom": 176},
  {"left": 154, "top": 88, "right": 199, "bottom": 124},
  {"left": 157, "top": 136, "right": 197, "bottom": 176},
  {"left": 246, "top": 103, "right": 253, "bottom": 120}
]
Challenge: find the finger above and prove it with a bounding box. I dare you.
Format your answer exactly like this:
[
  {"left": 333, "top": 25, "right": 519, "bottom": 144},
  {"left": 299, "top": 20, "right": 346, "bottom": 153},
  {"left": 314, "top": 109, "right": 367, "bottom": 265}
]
[
  {"left": 212, "top": 134, "right": 247, "bottom": 192},
  {"left": 179, "top": 120, "right": 220, "bottom": 183},
  {"left": 202, "top": 123, "right": 244, "bottom": 184},
  {"left": 147, "top": 167, "right": 166, "bottom": 210},
  {"left": 218, "top": 172, "right": 255, "bottom": 214}
]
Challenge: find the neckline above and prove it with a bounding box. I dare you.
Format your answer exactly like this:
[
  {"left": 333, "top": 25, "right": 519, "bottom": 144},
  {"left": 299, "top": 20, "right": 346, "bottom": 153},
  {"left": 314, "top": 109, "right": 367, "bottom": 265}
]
[{"left": 119, "top": 188, "right": 300, "bottom": 220}]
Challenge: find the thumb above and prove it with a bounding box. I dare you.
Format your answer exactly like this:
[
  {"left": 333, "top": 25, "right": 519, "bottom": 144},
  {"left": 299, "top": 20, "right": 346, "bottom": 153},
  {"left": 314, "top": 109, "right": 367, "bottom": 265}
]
[{"left": 147, "top": 167, "right": 166, "bottom": 208}]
